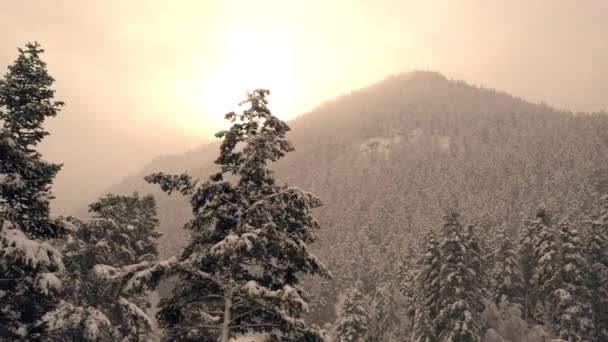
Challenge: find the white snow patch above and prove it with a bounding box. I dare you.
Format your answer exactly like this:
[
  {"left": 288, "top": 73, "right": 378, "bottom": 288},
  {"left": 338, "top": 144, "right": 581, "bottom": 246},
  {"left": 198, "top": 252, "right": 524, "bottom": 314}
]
[
  {"left": 0, "top": 228, "right": 64, "bottom": 271},
  {"left": 37, "top": 272, "right": 62, "bottom": 294},
  {"left": 58, "top": 219, "right": 77, "bottom": 232},
  {"left": 359, "top": 135, "right": 402, "bottom": 157},
  {"left": 43, "top": 301, "right": 112, "bottom": 339}
]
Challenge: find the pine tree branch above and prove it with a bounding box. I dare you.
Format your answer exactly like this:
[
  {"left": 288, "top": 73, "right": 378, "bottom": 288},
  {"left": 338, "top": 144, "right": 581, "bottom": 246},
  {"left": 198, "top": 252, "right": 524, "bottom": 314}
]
[{"left": 229, "top": 307, "right": 263, "bottom": 324}]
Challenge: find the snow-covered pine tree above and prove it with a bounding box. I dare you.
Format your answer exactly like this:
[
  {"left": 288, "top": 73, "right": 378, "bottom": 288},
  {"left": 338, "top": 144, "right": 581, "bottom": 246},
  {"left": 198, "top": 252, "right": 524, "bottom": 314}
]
[
  {"left": 436, "top": 212, "right": 484, "bottom": 342},
  {"left": 411, "top": 229, "right": 440, "bottom": 342},
  {"left": 367, "top": 282, "right": 407, "bottom": 342},
  {"left": 97, "top": 89, "right": 330, "bottom": 341},
  {"left": 464, "top": 224, "right": 487, "bottom": 295},
  {"left": 517, "top": 208, "right": 549, "bottom": 322},
  {"left": 474, "top": 222, "right": 495, "bottom": 277},
  {"left": 0, "top": 42, "right": 64, "bottom": 239},
  {"left": 412, "top": 309, "right": 436, "bottom": 342},
  {"left": 396, "top": 255, "right": 418, "bottom": 323},
  {"left": 531, "top": 209, "right": 559, "bottom": 327},
  {"left": 333, "top": 288, "right": 370, "bottom": 342},
  {"left": 85, "top": 192, "right": 161, "bottom": 266},
  {"left": 553, "top": 219, "right": 593, "bottom": 341},
  {"left": 489, "top": 227, "right": 523, "bottom": 306},
  {"left": 586, "top": 195, "right": 608, "bottom": 342},
  {"left": 0, "top": 42, "right": 66, "bottom": 340},
  {"left": 46, "top": 193, "right": 161, "bottom": 341}
]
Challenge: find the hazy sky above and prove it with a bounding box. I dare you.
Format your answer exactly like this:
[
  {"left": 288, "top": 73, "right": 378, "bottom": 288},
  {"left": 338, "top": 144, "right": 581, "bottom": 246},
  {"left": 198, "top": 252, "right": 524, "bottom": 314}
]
[{"left": 1, "top": 0, "right": 607, "bottom": 214}]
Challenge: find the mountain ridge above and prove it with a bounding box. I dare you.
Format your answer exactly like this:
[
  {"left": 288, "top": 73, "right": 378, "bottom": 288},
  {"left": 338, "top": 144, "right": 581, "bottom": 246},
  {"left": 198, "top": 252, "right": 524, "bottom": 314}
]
[
  {"left": 100, "top": 71, "right": 608, "bottom": 319},
  {"left": 114, "top": 70, "right": 571, "bottom": 181}
]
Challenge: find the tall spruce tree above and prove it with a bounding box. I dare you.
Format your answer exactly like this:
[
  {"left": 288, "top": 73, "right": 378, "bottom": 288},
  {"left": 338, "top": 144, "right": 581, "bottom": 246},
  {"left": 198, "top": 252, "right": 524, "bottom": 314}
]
[
  {"left": 553, "top": 219, "right": 593, "bottom": 341},
  {"left": 97, "top": 89, "right": 330, "bottom": 341},
  {"left": 396, "top": 255, "right": 418, "bottom": 324},
  {"left": 531, "top": 209, "right": 559, "bottom": 326},
  {"left": 367, "top": 282, "right": 407, "bottom": 342},
  {"left": 85, "top": 192, "right": 161, "bottom": 266},
  {"left": 517, "top": 208, "right": 549, "bottom": 322},
  {"left": 0, "top": 42, "right": 65, "bottom": 340},
  {"left": 333, "top": 288, "right": 370, "bottom": 342},
  {"left": 411, "top": 229, "right": 440, "bottom": 342},
  {"left": 489, "top": 227, "right": 523, "bottom": 306},
  {"left": 0, "top": 42, "right": 64, "bottom": 238},
  {"left": 436, "top": 212, "right": 484, "bottom": 342},
  {"left": 464, "top": 224, "right": 486, "bottom": 295},
  {"left": 586, "top": 195, "right": 608, "bottom": 342},
  {"left": 44, "top": 193, "right": 161, "bottom": 341}
]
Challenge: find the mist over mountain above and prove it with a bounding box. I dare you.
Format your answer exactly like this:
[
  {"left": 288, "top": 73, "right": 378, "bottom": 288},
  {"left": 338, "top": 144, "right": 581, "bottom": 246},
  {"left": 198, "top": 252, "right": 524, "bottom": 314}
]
[{"left": 103, "top": 71, "right": 608, "bottom": 321}]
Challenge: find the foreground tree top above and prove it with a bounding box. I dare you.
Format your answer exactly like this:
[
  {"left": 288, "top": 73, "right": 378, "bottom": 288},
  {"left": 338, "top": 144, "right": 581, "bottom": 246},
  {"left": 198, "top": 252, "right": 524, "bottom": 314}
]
[
  {"left": 104, "top": 89, "right": 329, "bottom": 341},
  {"left": 0, "top": 42, "right": 65, "bottom": 340}
]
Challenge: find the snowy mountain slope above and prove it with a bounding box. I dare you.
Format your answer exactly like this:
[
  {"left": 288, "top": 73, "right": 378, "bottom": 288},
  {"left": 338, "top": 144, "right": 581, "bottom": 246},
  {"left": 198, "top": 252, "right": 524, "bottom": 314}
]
[{"left": 103, "top": 71, "right": 608, "bottom": 321}]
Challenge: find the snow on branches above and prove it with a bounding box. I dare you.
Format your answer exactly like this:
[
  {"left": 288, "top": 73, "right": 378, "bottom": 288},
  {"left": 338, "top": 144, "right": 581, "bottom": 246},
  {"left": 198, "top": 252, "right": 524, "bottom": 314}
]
[{"left": 119, "top": 89, "right": 331, "bottom": 341}]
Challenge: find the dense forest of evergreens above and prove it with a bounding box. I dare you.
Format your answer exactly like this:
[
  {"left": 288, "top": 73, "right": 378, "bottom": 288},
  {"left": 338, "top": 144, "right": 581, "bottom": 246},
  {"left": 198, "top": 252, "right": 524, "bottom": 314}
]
[
  {"left": 108, "top": 69, "right": 608, "bottom": 332},
  {"left": 331, "top": 206, "right": 608, "bottom": 341}
]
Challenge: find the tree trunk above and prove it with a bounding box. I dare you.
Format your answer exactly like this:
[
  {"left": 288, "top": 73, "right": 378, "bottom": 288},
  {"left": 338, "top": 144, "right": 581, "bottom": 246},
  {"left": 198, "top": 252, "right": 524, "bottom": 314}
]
[{"left": 219, "top": 287, "right": 233, "bottom": 342}]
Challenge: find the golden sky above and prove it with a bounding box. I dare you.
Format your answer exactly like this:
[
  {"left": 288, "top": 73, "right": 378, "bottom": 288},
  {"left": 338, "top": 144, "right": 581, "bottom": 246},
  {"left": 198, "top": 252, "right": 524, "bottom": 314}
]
[{"left": 1, "top": 0, "right": 607, "bottom": 213}]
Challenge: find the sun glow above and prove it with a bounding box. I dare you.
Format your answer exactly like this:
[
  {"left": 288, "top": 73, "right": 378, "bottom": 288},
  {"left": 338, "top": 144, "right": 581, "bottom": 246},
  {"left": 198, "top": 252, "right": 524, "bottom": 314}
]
[
  {"left": 186, "top": 29, "right": 298, "bottom": 133},
  {"left": 157, "top": 0, "right": 399, "bottom": 138}
]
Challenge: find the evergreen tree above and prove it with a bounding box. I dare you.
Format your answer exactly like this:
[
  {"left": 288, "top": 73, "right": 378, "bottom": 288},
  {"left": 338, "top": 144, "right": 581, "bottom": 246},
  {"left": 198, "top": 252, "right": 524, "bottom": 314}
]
[
  {"left": 85, "top": 192, "right": 161, "bottom": 266},
  {"left": 464, "top": 224, "right": 486, "bottom": 294},
  {"left": 396, "top": 255, "right": 418, "bottom": 323},
  {"left": 412, "top": 309, "right": 436, "bottom": 342},
  {"left": 367, "top": 282, "right": 407, "bottom": 342},
  {"left": 333, "top": 288, "right": 370, "bottom": 342},
  {"left": 586, "top": 195, "right": 608, "bottom": 342},
  {"left": 0, "top": 42, "right": 64, "bottom": 238},
  {"left": 436, "top": 212, "right": 484, "bottom": 342},
  {"left": 553, "top": 219, "right": 593, "bottom": 341},
  {"left": 98, "top": 90, "right": 330, "bottom": 341},
  {"left": 517, "top": 208, "right": 549, "bottom": 322},
  {"left": 411, "top": 229, "right": 440, "bottom": 342},
  {"left": 531, "top": 209, "right": 559, "bottom": 326},
  {"left": 0, "top": 42, "right": 66, "bottom": 340},
  {"left": 489, "top": 227, "right": 523, "bottom": 306},
  {"left": 45, "top": 193, "right": 161, "bottom": 341}
]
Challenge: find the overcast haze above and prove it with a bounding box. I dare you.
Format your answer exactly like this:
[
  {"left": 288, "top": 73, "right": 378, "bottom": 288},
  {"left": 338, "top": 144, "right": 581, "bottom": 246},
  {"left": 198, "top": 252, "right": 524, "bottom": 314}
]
[{"left": 1, "top": 0, "right": 607, "bottom": 214}]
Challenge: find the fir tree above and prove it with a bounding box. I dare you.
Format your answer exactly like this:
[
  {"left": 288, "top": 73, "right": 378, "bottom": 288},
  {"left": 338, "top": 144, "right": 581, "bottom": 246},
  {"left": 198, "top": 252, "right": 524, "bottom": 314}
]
[
  {"left": 489, "top": 227, "right": 523, "bottom": 306},
  {"left": 333, "top": 288, "right": 370, "bottom": 342},
  {"left": 464, "top": 224, "right": 486, "bottom": 295},
  {"left": 412, "top": 309, "right": 436, "bottom": 342},
  {"left": 85, "top": 192, "right": 161, "bottom": 266},
  {"left": 0, "top": 42, "right": 66, "bottom": 340},
  {"left": 531, "top": 209, "right": 559, "bottom": 326},
  {"left": 98, "top": 89, "right": 330, "bottom": 341},
  {"left": 586, "top": 195, "right": 608, "bottom": 342},
  {"left": 367, "top": 282, "right": 407, "bottom": 342},
  {"left": 46, "top": 193, "right": 161, "bottom": 341},
  {"left": 0, "top": 42, "right": 64, "bottom": 238},
  {"left": 517, "top": 208, "right": 549, "bottom": 322},
  {"left": 553, "top": 219, "right": 593, "bottom": 341},
  {"left": 411, "top": 229, "right": 440, "bottom": 342},
  {"left": 436, "top": 212, "right": 484, "bottom": 342},
  {"left": 396, "top": 255, "right": 418, "bottom": 322}
]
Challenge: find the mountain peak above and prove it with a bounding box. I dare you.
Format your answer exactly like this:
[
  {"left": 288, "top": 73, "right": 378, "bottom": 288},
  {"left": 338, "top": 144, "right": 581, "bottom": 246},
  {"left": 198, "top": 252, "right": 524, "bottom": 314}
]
[{"left": 393, "top": 70, "right": 448, "bottom": 82}]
